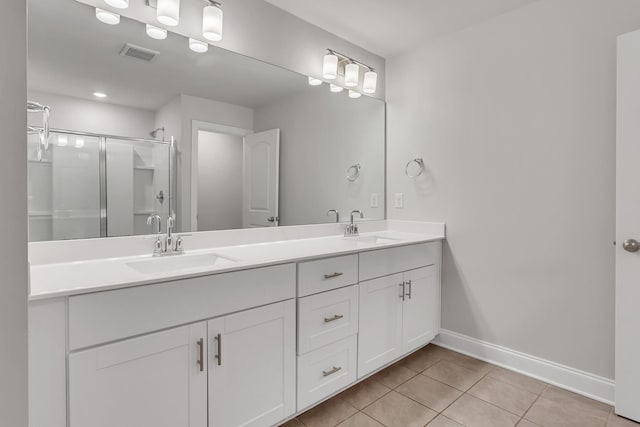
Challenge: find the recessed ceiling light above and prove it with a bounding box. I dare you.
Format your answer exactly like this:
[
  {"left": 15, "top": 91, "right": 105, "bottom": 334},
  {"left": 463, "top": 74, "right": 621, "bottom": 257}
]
[
  {"left": 93, "top": 92, "right": 108, "bottom": 98},
  {"left": 95, "top": 8, "right": 120, "bottom": 25}
]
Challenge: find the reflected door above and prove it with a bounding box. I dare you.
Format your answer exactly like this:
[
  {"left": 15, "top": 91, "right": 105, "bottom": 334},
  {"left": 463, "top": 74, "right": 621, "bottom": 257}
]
[{"left": 242, "top": 129, "right": 280, "bottom": 228}]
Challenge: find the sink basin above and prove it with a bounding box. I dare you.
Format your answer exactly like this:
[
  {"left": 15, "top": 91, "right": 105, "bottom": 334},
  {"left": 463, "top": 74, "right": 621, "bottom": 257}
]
[
  {"left": 346, "top": 235, "right": 399, "bottom": 245},
  {"left": 127, "top": 253, "right": 237, "bottom": 275}
]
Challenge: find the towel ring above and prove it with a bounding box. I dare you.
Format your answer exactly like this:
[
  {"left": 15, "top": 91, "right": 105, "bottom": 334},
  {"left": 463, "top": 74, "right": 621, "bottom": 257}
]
[
  {"left": 346, "top": 163, "right": 361, "bottom": 182},
  {"left": 405, "top": 158, "right": 425, "bottom": 178}
]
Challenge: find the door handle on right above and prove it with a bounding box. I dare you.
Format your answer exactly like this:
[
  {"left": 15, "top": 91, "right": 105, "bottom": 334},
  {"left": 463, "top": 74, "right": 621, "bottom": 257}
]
[{"left": 623, "top": 239, "right": 639, "bottom": 253}]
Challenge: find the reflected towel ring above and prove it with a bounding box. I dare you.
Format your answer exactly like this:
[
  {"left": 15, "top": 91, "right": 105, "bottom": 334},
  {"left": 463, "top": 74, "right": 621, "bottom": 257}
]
[
  {"left": 405, "top": 158, "right": 425, "bottom": 178},
  {"left": 346, "top": 163, "right": 361, "bottom": 182}
]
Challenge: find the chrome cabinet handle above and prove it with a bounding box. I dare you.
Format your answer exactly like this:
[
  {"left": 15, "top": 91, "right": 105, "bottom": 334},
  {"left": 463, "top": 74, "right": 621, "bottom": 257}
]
[
  {"left": 405, "top": 280, "right": 412, "bottom": 300},
  {"left": 324, "top": 272, "right": 344, "bottom": 279},
  {"left": 196, "top": 338, "right": 204, "bottom": 372},
  {"left": 322, "top": 366, "right": 342, "bottom": 377},
  {"left": 399, "top": 282, "right": 406, "bottom": 301},
  {"left": 214, "top": 333, "right": 222, "bottom": 366},
  {"left": 324, "top": 314, "right": 344, "bottom": 323}
]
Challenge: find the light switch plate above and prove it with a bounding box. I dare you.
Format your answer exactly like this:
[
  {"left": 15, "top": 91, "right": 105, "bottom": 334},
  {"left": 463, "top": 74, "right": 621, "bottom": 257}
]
[
  {"left": 370, "top": 193, "right": 379, "bottom": 208},
  {"left": 394, "top": 193, "right": 404, "bottom": 209}
]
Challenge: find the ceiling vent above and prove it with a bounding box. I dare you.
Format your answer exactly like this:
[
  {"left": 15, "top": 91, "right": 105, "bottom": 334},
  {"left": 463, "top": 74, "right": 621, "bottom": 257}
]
[{"left": 119, "top": 43, "right": 159, "bottom": 62}]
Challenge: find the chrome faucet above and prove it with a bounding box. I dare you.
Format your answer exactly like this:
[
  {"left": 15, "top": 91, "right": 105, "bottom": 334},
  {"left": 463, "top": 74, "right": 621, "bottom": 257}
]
[
  {"left": 148, "top": 215, "right": 188, "bottom": 256},
  {"left": 327, "top": 209, "right": 340, "bottom": 223},
  {"left": 147, "top": 214, "right": 162, "bottom": 234},
  {"left": 345, "top": 210, "right": 364, "bottom": 237}
]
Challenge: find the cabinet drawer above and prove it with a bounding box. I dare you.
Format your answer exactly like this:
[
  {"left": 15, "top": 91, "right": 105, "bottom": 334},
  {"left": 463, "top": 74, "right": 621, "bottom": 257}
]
[
  {"left": 297, "top": 335, "right": 357, "bottom": 411},
  {"left": 298, "top": 285, "right": 359, "bottom": 354},
  {"left": 298, "top": 255, "right": 358, "bottom": 297},
  {"left": 359, "top": 241, "right": 441, "bottom": 281}
]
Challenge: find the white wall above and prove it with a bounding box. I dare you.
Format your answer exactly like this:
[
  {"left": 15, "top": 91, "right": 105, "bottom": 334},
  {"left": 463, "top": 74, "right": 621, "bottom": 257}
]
[
  {"left": 0, "top": 0, "right": 28, "bottom": 424},
  {"left": 255, "top": 86, "right": 386, "bottom": 226},
  {"left": 386, "top": 0, "right": 640, "bottom": 379},
  {"left": 197, "top": 131, "right": 243, "bottom": 231}
]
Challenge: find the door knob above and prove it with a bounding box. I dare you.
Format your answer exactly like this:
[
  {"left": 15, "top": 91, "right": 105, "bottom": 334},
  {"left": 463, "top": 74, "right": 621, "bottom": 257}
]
[{"left": 623, "top": 239, "right": 639, "bottom": 253}]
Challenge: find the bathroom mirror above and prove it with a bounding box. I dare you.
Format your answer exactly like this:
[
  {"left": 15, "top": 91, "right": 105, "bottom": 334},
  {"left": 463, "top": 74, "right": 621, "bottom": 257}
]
[{"left": 27, "top": 0, "right": 386, "bottom": 241}]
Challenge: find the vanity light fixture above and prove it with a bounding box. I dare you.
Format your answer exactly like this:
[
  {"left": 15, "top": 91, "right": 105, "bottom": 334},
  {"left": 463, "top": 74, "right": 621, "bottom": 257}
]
[
  {"left": 344, "top": 63, "right": 359, "bottom": 87},
  {"left": 75, "top": 137, "right": 85, "bottom": 149},
  {"left": 57, "top": 135, "right": 68, "bottom": 147},
  {"left": 348, "top": 90, "right": 362, "bottom": 99},
  {"left": 104, "top": 0, "right": 129, "bottom": 9},
  {"left": 308, "top": 76, "right": 323, "bottom": 86},
  {"left": 322, "top": 49, "right": 377, "bottom": 94},
  {"left": 157, "top": 0, "right": 180, "bottom": 26},
  {"left": 202, "top": 0, "right": 223, "bottom": 42},
  {"left": 322, "top": 53, "right": 339, "bottom": 79},
  {"left": 363, "top": 70, "right": 378, "bottom": 94},
  {"left": 189, "top": 38, "right": 208, "bottom": 53},
  {"left": 146, "top": 24, "right": 168, "bottom": 40},
  {"left": 93, "top": 92, "right": 108, "bottom": 98},
  {"left": 96, "top": 8, "right": 120, "bottom": 25},
  {"left": 330, "top": 84, "right": 344, "bottom": 93}
]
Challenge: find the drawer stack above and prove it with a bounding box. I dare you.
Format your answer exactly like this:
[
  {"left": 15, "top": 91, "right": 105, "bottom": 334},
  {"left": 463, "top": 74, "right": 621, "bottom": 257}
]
[{"left": 296, "top": 255, "right": 359, "bottom": 410}]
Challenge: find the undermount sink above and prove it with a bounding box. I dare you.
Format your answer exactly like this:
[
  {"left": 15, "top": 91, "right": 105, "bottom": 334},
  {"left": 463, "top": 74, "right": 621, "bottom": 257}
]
[
  {"left": 346, "top": 235, "right": 399, "bottom": 245},
  {"left": 126, "top": 253, "right": 237, "bottom": 275}
]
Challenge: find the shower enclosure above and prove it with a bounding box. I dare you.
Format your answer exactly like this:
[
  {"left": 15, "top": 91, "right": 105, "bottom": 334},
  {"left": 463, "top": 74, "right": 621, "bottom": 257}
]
[{"left": 27, "top": 129, "right": 175, "bottom": 242}]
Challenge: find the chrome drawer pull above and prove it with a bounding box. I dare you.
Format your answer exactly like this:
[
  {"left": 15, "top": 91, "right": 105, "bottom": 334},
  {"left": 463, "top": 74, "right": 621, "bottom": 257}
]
[
  {"left": 324, "top": 272, "right": 344, "bottom": 279},
  {"left": 322, "top": 366, "right": 342, "bottom": 377},
  {"left": 324, "top": 314, "right": 344, "bottom": 323}
]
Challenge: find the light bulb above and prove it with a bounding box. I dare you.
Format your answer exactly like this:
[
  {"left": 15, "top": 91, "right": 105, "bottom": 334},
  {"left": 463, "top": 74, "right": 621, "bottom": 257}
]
[
  {"left": 157, "top": 0, "right": 180, "bottom": 26},
  {"left": 104, "top": 0, "right": 129, "bottom": 9},
  {"left": 75, "top": 137, "right": 85, "bottom": 149},
  {"left": 202, "top": 3, "right": 223, "bottom": 42},
  {"left": 363, "top": 71, "right": 378, "bottom": 94},
  {"left": 348, "top": 90, "right": 362, "bottom": 99},
  {"left": 322, "top": 53, "right": 338, "bottom": 80},
  {"left": 57, "top": 135, "right": 68, "bottom": 147},
  {"left": 308, "top": 76, "right": 323, "bottom": 86},
  {"left": 345, "top": 63, "right": 359, "bottom": 87},
  {"left": 95, "top": 8, "right": 120, "bottom": 25},
  {"left": 330, "top": 84, "right": 344, "bottom": 93},
  {"left": 189, "top": 38, "right": 208, "bottom": 53},
  {"left": 93, "top": 92, "right": 107, "bottom": 98},
  {"left": 146, "top": 24, "right": 167, "bottom": 40}
]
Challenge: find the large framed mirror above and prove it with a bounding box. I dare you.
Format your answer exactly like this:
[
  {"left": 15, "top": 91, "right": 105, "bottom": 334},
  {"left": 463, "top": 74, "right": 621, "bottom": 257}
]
[{"left": 27, "top": 0, "right": 386, "bottom": 241}]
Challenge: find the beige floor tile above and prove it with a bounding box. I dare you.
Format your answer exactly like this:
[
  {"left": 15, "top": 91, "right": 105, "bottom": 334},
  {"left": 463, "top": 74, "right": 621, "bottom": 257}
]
[
  {"left": 370, "top": 362, "right": 418, "bottom": 389},
  {"left": 336, "top": 412, "right": 385, "bottom": 427},
  {"left": 278, "top": 418, "right": 304, "bottom": 427},
  {"left": 516, "top": 420, "right": 540, "bottom": 427},
  {"left": 338, "top": 378, "right": 391, "bottom": 410},
  {"left": 524, "top": 395, "right": 609, "bottom": 427},
  {"left": 400, "top": 346, "right": 448, "bottom": 372},
  {"left": 363, "top": 391, "right": 438, "bottom": 427},
  {"left": 468, "top": 376, "right": 538, "bottom": 416},
  {"left": 424, "top": 360, "right": 487, "bottom": 391},
  {"left": 443, "top": 394, "right": 520, "bottom": 427},
  {"left": 541, "top": 386, "right": 611, "bottom": 415},
  {"left": 396, "top": 374, "right": 463, "bottom": 412},
  {"left": 298, "top": 396, "right": 358, "bottom": 427},
  {"left": 428, "top": 414, "right": 464, "bottom": 427},
  {"left": 608, "top": 412, "right": 640, "bottom": 426},
  {"left": 488, "top": 367, "right": 547, "bottom": 395},
  {"left": 443, "top": 352, "right": 494, "bottom": 375}
]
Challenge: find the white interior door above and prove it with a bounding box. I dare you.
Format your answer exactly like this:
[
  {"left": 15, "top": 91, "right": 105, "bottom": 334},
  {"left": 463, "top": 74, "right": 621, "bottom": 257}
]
[
  {"left": 242, "top": 129, "right": 280, "bottom": 227},
  {"left": 616, "top": 29, "right": 640, "bottom": 423}
]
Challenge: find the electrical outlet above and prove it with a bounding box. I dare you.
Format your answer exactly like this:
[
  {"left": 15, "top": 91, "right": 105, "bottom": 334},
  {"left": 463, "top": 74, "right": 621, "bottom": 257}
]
[
  {"left": 394, "top": 193, "right": 404, "bottom": 208},
  {"left": 370, "top": 193, "right": 379, "bottom": 208}
]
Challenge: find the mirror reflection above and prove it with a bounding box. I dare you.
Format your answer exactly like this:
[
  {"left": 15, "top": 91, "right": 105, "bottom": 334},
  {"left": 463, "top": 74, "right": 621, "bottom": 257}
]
[{"left": 27, "top": 0, "right": 386, "bottom": 241}]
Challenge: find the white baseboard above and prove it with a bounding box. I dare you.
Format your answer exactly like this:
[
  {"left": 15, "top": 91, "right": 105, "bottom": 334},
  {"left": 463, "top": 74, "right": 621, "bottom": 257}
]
[{"left": 433, "top": 329, "right": 615, "bottom": 405}]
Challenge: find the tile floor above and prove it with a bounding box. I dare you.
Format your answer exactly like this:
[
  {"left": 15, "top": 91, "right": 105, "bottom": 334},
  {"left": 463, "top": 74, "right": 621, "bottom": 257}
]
[{"left": 280, "top": 344, "right": 639, "bottom": 427}]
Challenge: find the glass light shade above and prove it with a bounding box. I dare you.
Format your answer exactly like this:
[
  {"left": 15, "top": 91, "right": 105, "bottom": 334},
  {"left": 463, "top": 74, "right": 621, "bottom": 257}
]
[
  {"left": 345, "top": 63, "right": 360, "bottom": 87},
  {"left": 57, "top": 135, "right": 68, "bottom": 147},
  {"left": 75, "top": 137, "right": 85, "bottom": 149},
  {"left": 157, "top": 0, "right": 180, "bottom": 26},
  {"left": 308, "top": 76, "right": 323, "bottom": 86},
  {"left": 322, "top": 54, "right": 338, "bottom": 80},
  {"left": 363, "top": 71, "right": 378, "bottom": 94},
  {"left": 330, "top": 84, "right": 344, "bottom": 93},
  {"left": 93, "top": 92, "right": 107, "bottom": 98},
  {"left": 348, "top": 90, "right": 362, "bottom": 99},
  {"left": 95, "top": 8, "right": 120, "bottom": 25},
  {"left": 104, "top": 0, "right": 129, "bottom": 9},
  {"left": 189, "top": 38, "right": 208, "bottom": 53},
  {"left": 202, "top": 4, "right": 223, "bottom": 42},
  {"left": 146, "top": 24, "right": 167, "bottom": 40}
]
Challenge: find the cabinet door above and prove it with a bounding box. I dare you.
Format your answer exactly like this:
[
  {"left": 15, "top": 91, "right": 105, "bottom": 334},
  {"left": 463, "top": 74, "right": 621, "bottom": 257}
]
[
  {"left": 358, "top": 273, "right": 404, "bottom": 378},
  {"left": 402, "top": 266, "right": 440, "bottom": 354},
  {"left": 208, "top": 300, "right": 296, "bottom": 427},
  {"left": 69, "top": 323, "right": 207, "bottom": 427}
]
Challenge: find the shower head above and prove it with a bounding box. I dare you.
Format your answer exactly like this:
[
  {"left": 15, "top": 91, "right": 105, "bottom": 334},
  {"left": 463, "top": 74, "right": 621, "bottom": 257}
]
[{"left": 150, "top": 127, "right": 165, "bottom": 139}]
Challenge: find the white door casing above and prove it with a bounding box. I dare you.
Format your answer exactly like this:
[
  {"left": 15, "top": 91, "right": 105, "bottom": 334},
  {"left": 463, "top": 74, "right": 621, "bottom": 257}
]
[{"left": 242, "top": 129, "right": 280, "bottom": 228}]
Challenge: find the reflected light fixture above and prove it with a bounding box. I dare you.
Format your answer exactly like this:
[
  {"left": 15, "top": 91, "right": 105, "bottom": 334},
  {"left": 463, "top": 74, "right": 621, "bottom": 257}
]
[
  {"left": 93, "top": 92, "right": 108, "bottom": 98},
  {"left": 323, "top": 53, "right": 338, "bottom": 80},
  {"left": 157, "top": 0, "right": 180, "bottom": 26},
  {"left": 344, "top": 63, "right": 359, "bottom": 87},
  {"left": 308, "top": 76, "right": 323, "bottom": 86},
  {"left": 330, "top": 84, "right": 343, "bottom": 93},
  {"left": 57, "top": 135, "right": 68, "bottom": 147},
  {"left": 363, "top": 70, "right": 378, "bottom": 94},
  {"left": 75, "top": 137, "right": 85, "bottom": 149},
  {"left": 348, "top": 90, "right": 362, "bottom": 99},
  {"left": 104, "top": 0, "right": 129, "bottom": 9},
  {"left": 189, "top": 38, "right": 208, "bottom": 53},
  {"left": 146, "top": 24, "right": 167, "bottom": 40},
  {"left": 95, "top": 8, "right": 120, "bottom": 25},
  {"left": 202, "top": 0, "right": 223, "bottom": 42}
]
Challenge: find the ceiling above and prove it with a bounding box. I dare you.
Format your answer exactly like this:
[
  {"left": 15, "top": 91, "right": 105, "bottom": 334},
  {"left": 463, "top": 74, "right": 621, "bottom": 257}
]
[
  {"left": 264, "top": 0, "right": 539, "bottom": 58},
  {"left": 28, "top": 0, "right": 307, "bottom": 111}
]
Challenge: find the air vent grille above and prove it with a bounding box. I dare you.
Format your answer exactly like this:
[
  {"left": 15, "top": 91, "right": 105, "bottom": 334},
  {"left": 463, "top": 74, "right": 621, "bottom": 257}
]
[{"left": 119, "top": 43, "right": 159, "bottom": 62}]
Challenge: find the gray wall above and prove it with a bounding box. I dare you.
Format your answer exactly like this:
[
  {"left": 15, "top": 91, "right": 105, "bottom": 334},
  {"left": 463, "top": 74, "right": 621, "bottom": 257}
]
[
  {"left": 254, "top": 86, "right": 386, "bottom": 226},
  {"left": 0, "top": 0, "right": 28, "bottom": 425},
  {"left": 386, "top": 0, "right": 640, "bottom": 379}
]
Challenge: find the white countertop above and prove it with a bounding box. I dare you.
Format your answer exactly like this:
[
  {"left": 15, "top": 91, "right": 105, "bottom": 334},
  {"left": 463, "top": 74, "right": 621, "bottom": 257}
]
[{"left": 29, "top": 226, "right": 445, "bottom": 300}]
